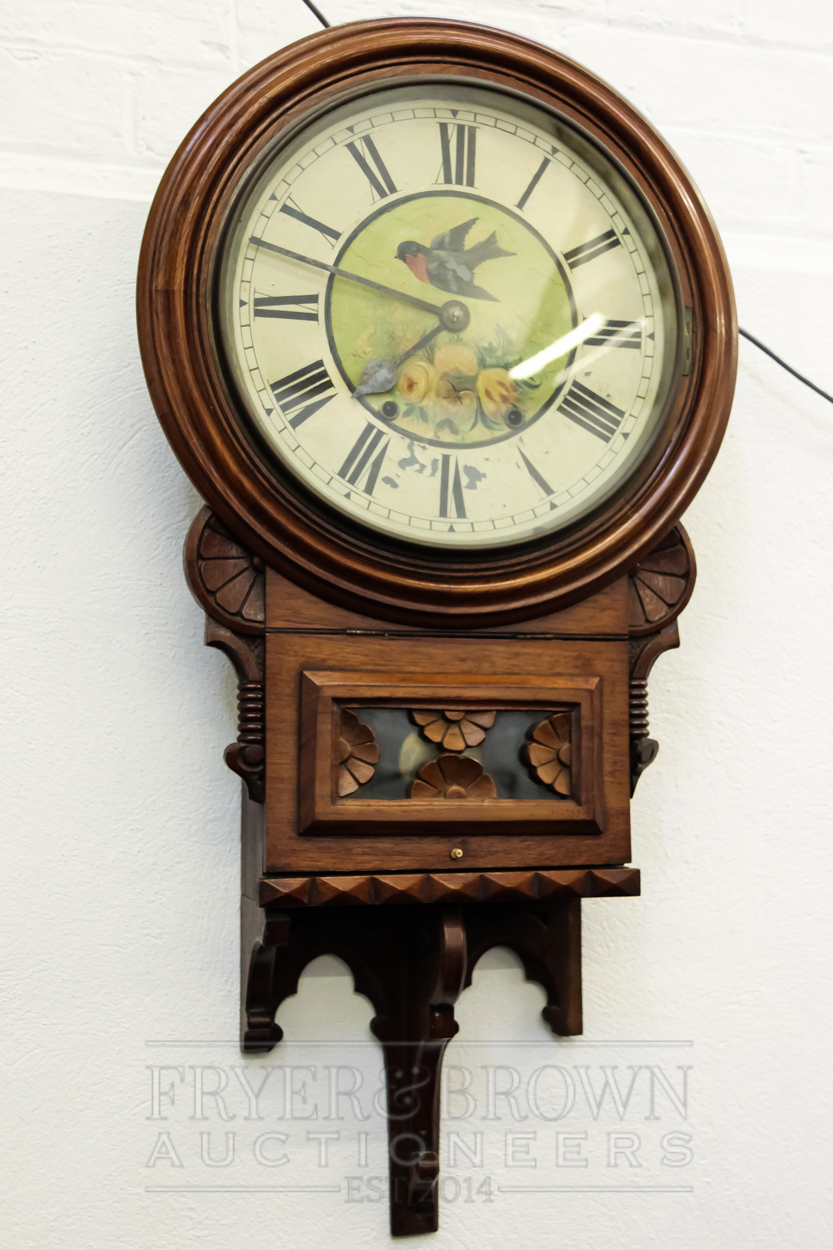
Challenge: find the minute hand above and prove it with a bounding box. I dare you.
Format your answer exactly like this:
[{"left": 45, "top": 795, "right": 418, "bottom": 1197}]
[{"left": 249, "top": 237, "right": 443, "bottom": 316}]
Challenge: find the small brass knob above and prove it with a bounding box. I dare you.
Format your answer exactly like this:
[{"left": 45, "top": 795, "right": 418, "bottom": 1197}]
[{"left": 450, "top": 847, "right": 464, "bottom": 860}]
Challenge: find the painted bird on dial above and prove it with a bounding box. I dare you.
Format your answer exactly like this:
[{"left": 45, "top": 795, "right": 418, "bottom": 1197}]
[{"left": 395, "top": 218, "right": 514, "bottom": 301}]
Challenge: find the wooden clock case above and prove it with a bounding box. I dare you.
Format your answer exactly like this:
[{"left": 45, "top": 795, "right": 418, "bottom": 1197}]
[{"left": 138, "top": 18, "right": 736, "bottom": 1237}]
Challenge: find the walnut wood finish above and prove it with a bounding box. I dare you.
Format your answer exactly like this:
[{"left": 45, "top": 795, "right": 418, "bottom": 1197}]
[
  {"left": 138, "top": 18, "right": 736, "bottom": 628},
  {"left": 143, "top": 12, "right": 727, "bottom": 1232},
  {"left": 297, "top": 669, "right": 606, "bottom": 844},
  {"left": 627, "top": 523, "right": 696, "bottom": 636},
  {"left": 337, "top": 708, "right": 380, "bottom": 796},
  {"left": 411, "top": 753, "right": 498, "bottom": 800},
  {"left": 204, "top": 622, "right": 266, "bottom": 802},
  {"left": 186, "top": 507, "right": 268, "bottom": 801},
  {"left": 285, "top": 652, "right": 620, "bottom": 866},
  {"left": 184, "top": 505, "right": 265, "bottom": 634},
  {"left": 412, "top": 709, "right": 496, "bottom": 751},
  {"left": 185, "top": 504, "right": 672, "bottom": 1238},
  {"left": 258, "top": 866, "right": 640, "bottom": 907},
  {"left": 524, "top": 712, "right": 573, "bottom": 795},
  {"left": 240, "top": 893, "right": 613, "bottom": 1235},
  {"left": 185, "top": 503, "right": 690, "bottom": 812},
  {"left": 626, "top": 522, "right": 696, "bottom": 791},
  {"left": 266, "top": 564, "right": 631, "bottom": 635}
]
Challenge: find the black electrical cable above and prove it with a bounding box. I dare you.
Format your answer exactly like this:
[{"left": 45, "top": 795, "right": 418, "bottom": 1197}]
[
  {"left": 301, "top": 0, "right": 330, "bottom": 27},
  {"left": 739, "top": 328, "right": 833, "bottom": 406},
  {"left": 296, "top": 4, "right": 832, "bottom": 408}
]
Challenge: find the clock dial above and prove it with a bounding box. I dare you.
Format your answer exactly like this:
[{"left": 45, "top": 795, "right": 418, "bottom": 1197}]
[{"left": 219, "top": 83, "right": 680, "bottom": 550}]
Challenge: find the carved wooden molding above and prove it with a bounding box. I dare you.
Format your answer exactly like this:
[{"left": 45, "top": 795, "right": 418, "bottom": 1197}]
[
  {"left": 258, "top": 867, "right": 640, "bottom": 908},
  {"left": 524, "top": 712, "right": 573, "bottom": 796},
  {"left": 187, "top": 506, "right": 267, "bottom": 802},
  {"left": 204, "top": 622, "right": 266, "bottom": 802},
  {"left": 299, "top": 671, "right": 605, "bottom": 837},
  {"left": 626, "top": 523, "right": 694, "bottom": 792},
  {"left": 627, "top": 622, "right": 682, "bottom": 795},
  {"left": 412, "top": 709, "right": 496, "bottom": 751},
  {"left": 410, "top": 754, "right": 497, "bottom": 800}
]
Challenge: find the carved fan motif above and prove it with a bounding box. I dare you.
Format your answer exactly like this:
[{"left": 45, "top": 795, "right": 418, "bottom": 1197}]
[
  {"left": 338, "top": 710, "right": 380, "bottom": 797},
  {"left": 524, "top": 713, "right": 572, "bottom": 796},
  {"left": 411, "top": 754, "right": 497, "bottom": 800},
  {"left": 188, "top": 509, "right": 266, "bottom": 629},
  {"left": 628, "top": 525, "right": 694, "bottom": 633},
  {"left": 412, "top": 709, "right": 496, "bottom": 751}
]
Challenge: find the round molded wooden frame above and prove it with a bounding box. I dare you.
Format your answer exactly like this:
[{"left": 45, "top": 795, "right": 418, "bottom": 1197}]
[{"left": 138, "top": 17, "right": 736, "bottom": 627}]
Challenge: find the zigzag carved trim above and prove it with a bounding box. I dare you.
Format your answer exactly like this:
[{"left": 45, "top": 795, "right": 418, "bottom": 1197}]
[{"left": 259, "top": 867, "right": 640, "bottom": 908}]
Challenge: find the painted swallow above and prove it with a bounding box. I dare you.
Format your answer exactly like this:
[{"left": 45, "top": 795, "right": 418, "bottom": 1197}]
[{"left": 395, "top": 218, "right": 514, "bottom": 301}]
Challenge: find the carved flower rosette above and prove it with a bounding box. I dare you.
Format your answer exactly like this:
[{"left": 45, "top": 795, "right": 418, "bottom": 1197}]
[
  {"left": 411, "top": 754, "right": 497, "bottom": 800},
  {"left": 524, "top": 713, "right": 572, "bottom": 797},
  {"left": 338, "top": 710, "right": 380, "bottom": 797},
  {"left": 412, "top": 709, "right": 496, "bottom": 751}
]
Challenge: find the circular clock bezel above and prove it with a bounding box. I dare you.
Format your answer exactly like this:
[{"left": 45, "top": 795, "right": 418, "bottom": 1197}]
[{"left": 138, "top": 18, "right": 736, "bottom": 627}]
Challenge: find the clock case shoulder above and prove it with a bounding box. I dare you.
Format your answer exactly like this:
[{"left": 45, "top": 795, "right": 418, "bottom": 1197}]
[{"left": 185, "top": 504, "right": 694, "bottom": 818}]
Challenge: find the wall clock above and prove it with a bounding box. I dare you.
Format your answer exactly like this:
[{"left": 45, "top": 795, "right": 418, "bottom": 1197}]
[{"left": 138, "top": 17, "right": 735, "bottom": 1236}]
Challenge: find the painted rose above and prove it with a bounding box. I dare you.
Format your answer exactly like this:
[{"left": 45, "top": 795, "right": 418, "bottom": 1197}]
[
  {"left": 436, "top": 378, "right": 477, "bottom": 417},
  {"left": 477, "top": 367, "right": 518, "bottom": 419},
  {"left": 433, "top": 343, "right": 478, "bottom": 378},
  {"left": 397, "top": 359, "right": 438, "bottom": 404}
]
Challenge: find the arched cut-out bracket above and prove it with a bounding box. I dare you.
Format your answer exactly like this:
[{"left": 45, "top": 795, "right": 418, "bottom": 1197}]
[{"left": 242, "top": 867, "right": 639, "bottom": 1237}]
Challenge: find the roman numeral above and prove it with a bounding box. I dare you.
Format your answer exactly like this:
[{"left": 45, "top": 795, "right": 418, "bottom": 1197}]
[
  {"left": 346, "top": 137, "right": 397, "bottom": 199},
  {"left": 253, "top": 293, "right": 318, "bottom": 321},
  {"left": 584, "top": 319, "right": 642, "bottom": 349},
  {"left": 278, "top": 199, "right": 341, "bottom": 245},
  {"left": 560, "top": 381, "right": 626, "bottom": 442},
  {"left": 518, "top": 447, "right": 554, "bottom": 497},
  {"left": 438, "top": 123, "right": 477, "bottom": 186},
  {"left": 563, "top": 228, "right": 621, "bottom": 269},
  {"left": 516, "top": 157, "right": 549, "bottom": 211},
  {"left": 337, "top": 423, "right": 389, "bottom": 495},
  {"left": 439, "top": 454, "right": 466, "bottom": 519},
  {"left": 271, "top": 361, "right": 335, "bottom": 428}
]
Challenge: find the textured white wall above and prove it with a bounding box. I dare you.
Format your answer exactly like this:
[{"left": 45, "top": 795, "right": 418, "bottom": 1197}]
[{"left": 2, "top": 2, "right": 832, "bottom": 1246}]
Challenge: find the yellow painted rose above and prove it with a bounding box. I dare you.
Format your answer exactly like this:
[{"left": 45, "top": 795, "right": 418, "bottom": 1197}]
[
  {"left": 434, "top": 344, "right": 478, "bottom": 377},
  {"left": 397, "top": 359, "right": 438, "bottom": 404},
  {"left": 477, "top": 368, "right": 518, "bottom": 420}
]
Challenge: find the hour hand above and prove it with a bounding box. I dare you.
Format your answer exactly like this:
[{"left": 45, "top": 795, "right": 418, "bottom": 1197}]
[
  {"left": 352, "top": 301, "right": 470, "bottom": 397},
  {"left": 353, "top": 357, "right": 403, "bottom": 397},
  {"left": 353, "top": 325, "right": 442, "bottom": 397}
]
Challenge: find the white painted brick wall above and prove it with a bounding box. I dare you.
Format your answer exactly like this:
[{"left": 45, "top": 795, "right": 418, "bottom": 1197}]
[{"left": 2, "top": 4, "right": 832, "bottom": 1248}]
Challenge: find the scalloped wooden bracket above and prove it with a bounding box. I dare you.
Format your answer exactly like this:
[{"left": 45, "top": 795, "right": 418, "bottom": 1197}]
[
  {"left": 242, "top": 903, "right": 465, "bottom": 1236},
  {"left": 185, "top": 507, "right": 267, "bottom": 803},
  {"left": 627, "top": 523, "right": 695, "bottom": 793},
  {"left": 240, "top": 888, "right": 625, "bottom": 1237}
]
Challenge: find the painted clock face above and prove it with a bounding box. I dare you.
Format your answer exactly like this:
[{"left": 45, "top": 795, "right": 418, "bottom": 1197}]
[{"left": 218, "top": 82, "right": 680, "bottom": 550}]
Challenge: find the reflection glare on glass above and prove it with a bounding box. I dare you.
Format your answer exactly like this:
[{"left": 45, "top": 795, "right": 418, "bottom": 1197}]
[
  {"left": 510, "top": 313, "right": 647, "bottom": 395},
  {"left": 509, "top": 313, "right": 604, "bottom": 380}
]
